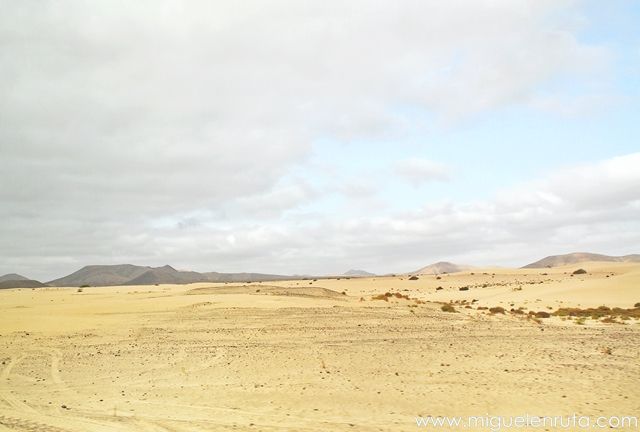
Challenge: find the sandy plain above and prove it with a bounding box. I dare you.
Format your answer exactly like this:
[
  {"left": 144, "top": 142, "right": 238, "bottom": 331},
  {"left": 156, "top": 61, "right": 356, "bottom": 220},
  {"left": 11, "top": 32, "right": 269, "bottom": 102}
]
[{"left": 0, "top": 261, "right": 638, "bottom": 431}]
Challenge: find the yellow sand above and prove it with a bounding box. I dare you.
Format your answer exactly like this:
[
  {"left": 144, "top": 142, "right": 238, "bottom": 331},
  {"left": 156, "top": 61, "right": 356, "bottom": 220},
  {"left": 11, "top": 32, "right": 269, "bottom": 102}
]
[{"left": 0, "top": 262, "right": 638, "bottom": 431}]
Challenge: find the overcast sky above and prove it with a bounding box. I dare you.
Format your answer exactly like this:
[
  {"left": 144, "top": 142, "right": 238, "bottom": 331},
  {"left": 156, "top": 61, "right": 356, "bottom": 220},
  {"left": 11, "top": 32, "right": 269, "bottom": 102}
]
[{"left": 1, "top": 1, "right": 639, "bottom": 281}]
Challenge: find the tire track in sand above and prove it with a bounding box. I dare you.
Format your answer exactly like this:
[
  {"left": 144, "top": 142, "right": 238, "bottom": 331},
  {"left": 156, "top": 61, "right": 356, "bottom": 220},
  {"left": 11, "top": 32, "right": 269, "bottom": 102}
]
[
  {"left": 0, "top": 415, "right": 69, "bottom": 432},
  {"left": 0, "top": 355, "right": 38, "bottom": 413}
]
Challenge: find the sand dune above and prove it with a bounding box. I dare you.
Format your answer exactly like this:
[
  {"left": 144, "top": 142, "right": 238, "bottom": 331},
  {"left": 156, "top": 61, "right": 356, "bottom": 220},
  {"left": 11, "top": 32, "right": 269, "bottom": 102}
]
[{"left": 0, "top": 262, "right": 638, "bottom": 431}]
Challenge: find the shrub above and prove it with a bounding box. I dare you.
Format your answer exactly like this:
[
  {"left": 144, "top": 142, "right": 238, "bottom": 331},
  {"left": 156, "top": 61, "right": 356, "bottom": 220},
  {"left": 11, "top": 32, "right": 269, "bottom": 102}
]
[
  {"left": 441, "top": 304, "right": 456, "bottom": 313},
  {"left": 371, "top": 294, "right": 389, "bottom": 302},
  {"left": 552, "top": 306, "right": 640, "bottom": 320},
  {"left": 77, "top": 288, "right": 83, "bottom": 293},
  {"left": 535, "top": 311, "right": 550, "bottom": 318},
  {"left": 80, "top": 284, "right": 90, "bottom": 288},
  {"left": 435, "top": 286, "right": 443, "bottom": 291},
  {"left": 409, "top": 276, "right": 419, "bottom": 281},
  {"left": 489, "top": 306, "right": 506, "bottom": 314},
  {"left": 635, "top": 302, "right": 640, "bottom": 308},
  {"left": 372, "top": 292, "right": 410, "bottom": 301},
  {"left": 459, "top": 287, "right": 469, "bottom": 291},
  {"left": 572, "top": 269, "right": 587, "bottom": 275}
]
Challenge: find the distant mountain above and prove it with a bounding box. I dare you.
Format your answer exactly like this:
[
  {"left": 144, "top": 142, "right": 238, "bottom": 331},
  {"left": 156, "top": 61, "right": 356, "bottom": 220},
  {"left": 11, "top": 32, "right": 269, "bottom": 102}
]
[
  {"left": 522, "top": 252, "right": 640, "bottom": 269},
  {"left": 47, "top": 264, "right": 152, "bottom": 287},
  {"left": 0, "top": 273, "right": 30, "bottom": 283},
  {"left": 412, "top": 261, "right": 470, "bottom": 275},
  {"left": 126, "top": 265, "right": 208, "bottom": 286},
  {"left": 343, "top": 269, "right": 376, "bottom": 277},
  {"left": 46, "top": 264, "right": 292, "bottom": 287},
  {"left": 0, "top": 279, "right": 48, "bottom": 289}
]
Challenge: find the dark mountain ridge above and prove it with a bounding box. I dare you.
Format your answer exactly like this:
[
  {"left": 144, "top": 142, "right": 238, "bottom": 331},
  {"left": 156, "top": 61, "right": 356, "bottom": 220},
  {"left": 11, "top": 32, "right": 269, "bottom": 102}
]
[{"left": 46, "top": 264, "right": 292, "bottom": 287}]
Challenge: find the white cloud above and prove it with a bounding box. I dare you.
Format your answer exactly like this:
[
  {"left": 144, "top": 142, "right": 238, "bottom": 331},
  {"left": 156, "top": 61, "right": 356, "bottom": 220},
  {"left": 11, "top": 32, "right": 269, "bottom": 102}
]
[
  {"left": 0, "top": 1, "right": 624, "bottom": 279},
  {"left": 394, "top": 158, "right": 450, "bottom": 186}
]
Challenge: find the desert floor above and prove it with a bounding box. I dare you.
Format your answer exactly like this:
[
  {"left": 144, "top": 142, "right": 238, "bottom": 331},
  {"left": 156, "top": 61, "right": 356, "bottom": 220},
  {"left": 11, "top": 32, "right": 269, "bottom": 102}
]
[{"left": 0, "top": 262, "right": 639, "bottom": 431}]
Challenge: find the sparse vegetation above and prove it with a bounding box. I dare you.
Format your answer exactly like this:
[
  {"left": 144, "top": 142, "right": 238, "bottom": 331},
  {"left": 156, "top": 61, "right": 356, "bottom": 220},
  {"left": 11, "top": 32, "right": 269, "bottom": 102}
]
[
  {"left": 408, "top": 276, "right": 419, "bottom": 281},
  {"left": 489, "top": 306, "right": 506, "bottom": 314},
  {"left": 371, "top": 292, "right": 410, "bottom": 302},
  {"left": 552, "top": 305, "right": 640, "bottom": 320},
  {"left": 441, "top": 304, "right": 456, "bottom": 313},
  {"left": 459, "top": 286, "right": 469, "bottom": 291},
  {"left": 572, "top": 269, "right": 587, "bottom": 275}
]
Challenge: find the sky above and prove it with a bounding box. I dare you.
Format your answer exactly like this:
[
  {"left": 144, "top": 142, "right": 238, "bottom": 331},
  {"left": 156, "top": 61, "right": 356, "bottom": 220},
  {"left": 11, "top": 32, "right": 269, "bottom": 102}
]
[{"left": 1, "top": 0, "right": 639, "bottom": 281}]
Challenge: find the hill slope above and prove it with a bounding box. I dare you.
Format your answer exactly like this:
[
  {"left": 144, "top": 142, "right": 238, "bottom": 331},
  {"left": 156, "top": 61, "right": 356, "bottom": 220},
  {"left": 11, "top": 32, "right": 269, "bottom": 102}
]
[
  {"left": 47, "top": 264, "right": 151, "bottom": 287},
  {"left": 412, "top": 261, "right": 470, "bottom": 275},
  {"left": 0, "top": 273, "right": 30, "bottom": 283},
  {"left": 522, "top": 252, "right": 640, "bottom": 269},
  {"left": 0, "top": 279, "right": 48, "bottom": 289},
  {"left": 47, "top": 264, "right": 292, "bottom": 287},
  {"left": 126, "top": 265, "right": 208, "bottom": 285},
  {"left": 343, "top": 269, "right": 376, "bottom": 277}
]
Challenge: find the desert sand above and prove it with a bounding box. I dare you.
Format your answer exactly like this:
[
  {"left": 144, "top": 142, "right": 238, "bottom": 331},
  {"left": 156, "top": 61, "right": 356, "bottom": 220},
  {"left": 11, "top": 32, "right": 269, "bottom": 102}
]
[{"left": 1, "top": 262, "right": 639, "bottom": 431}]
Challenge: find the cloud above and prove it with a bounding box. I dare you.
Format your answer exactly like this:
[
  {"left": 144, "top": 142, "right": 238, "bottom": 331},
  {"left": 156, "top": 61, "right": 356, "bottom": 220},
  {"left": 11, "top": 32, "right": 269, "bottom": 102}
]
[
  {"left": 0, "top": 1, "right": 623, "bottom": 279},
  {"left": 394, "top": 158, "right": 450, "bottom": 186}
]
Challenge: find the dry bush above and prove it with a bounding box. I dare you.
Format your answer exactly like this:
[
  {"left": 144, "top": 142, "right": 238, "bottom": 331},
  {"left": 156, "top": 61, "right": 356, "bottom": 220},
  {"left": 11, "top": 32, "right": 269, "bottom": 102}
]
[
  {"left": 372, "top": 292, "right": 411, "bottom": 302},
  {"left": 572, "top": 269, "right": 587, "bottom": 275},
  {"left": 441, "top": 304, "right": 456, "bottom": 313},
  {"left": 489, "top": 306, "right": 506, "bottom": 314},
  {"left": 409, "top": 276, "right": 419, "bottom": 281},
  {"left": 534, "top": 311, "right": 550, "bottom": 318},
  {"left": 553, "top": 305, "right": 640, "bottom": 320}
]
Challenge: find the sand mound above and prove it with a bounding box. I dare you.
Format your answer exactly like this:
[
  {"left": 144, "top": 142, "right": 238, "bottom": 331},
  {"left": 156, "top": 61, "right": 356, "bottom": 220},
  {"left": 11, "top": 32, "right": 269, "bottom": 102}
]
[{"left": 186, "top": 284, "right": 346, "bottom": 299}]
